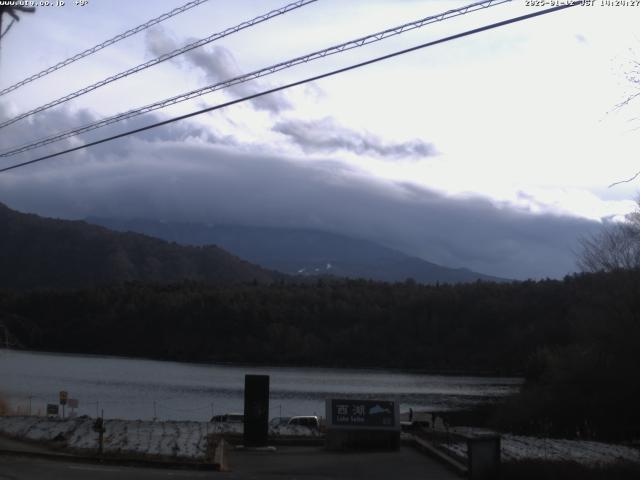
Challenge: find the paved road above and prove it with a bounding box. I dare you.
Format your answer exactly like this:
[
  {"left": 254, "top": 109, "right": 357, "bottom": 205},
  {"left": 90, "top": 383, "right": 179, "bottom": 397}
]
[
  {"left": 0, "top": 455, "right": 211, "bottom": 480},
  {"left": 0, "top": 446, "right": 460, "bottom": 480},
  {"left": 0, "top": 436, "right": 61, "bottom": 455}
]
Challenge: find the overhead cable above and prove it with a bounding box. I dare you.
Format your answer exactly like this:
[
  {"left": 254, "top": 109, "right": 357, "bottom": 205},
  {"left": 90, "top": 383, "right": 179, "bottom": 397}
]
[
  {"left": 0, "top": 0, "right": 318, "bottom": 130},
  {"left": 0, "top": 0, "right": 210, "bottom": 97},
  {"left": 0, "top": 0, "right": 513, "bottom": 158},
  {"left": 0, "top": 2, "right": 581, "bottom": 174}
]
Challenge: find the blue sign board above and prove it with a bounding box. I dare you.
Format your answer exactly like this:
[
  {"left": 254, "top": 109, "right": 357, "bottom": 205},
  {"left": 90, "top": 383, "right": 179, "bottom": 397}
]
[{"left": 326, "top": 399, "right": 399, "bottom": 430}]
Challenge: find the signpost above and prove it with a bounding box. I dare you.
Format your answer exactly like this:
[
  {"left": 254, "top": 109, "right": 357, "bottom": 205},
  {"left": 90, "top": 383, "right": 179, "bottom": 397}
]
[
  {"left": 325, "top": 398, "right": 400, "bottom": 450},
  {"left": 93, "top": 415, "right": 106, "bottom": 455},
  {"left": 59, "top": 391, "right": 68, "bottom": 419},
  {"left": 46, "top": 404, "right": 59, "bottom": 416}
]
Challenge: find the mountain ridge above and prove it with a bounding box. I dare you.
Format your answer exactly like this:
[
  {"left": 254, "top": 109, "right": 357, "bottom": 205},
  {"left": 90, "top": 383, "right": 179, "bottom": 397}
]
[{"left": 87, "top": 217, "right": 507, "bottom": 284}]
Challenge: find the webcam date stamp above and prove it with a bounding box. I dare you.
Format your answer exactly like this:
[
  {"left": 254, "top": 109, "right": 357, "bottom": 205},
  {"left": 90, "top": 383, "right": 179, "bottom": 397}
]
[
  {"left": 0, "top": 0, "right": 89, "bottom": 6},
  {"left": 524, "top": 0, "right": 640, "bottom": 6}
]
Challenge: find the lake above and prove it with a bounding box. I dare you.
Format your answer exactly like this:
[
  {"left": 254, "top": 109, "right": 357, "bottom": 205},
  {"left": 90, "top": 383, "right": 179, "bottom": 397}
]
[{"left": 0, "top": 349, "right": 521, "bottom": 421}]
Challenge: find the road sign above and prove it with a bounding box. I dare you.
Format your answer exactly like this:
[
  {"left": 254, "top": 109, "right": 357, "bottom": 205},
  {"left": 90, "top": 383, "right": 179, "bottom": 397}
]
[
  {"left": 326, "top": 399, "right": 399, "bottom": 430},
  {"left": 59, "top": 391, "right": 68, "bottom": 405},
  {"left": 325, "top": 398, "right": 400, "bottom": 451},
  {"left": 46, "top": 404, "right": 59, "bottom": 415},
  {"left": 68, "top": 398, "right": 79, "bottom": 409}
]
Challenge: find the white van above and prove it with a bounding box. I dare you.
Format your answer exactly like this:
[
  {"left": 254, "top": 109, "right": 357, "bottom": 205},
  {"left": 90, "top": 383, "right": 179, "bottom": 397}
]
[{"left": 287, "top": 416, "right": 320, "bottom": 430}]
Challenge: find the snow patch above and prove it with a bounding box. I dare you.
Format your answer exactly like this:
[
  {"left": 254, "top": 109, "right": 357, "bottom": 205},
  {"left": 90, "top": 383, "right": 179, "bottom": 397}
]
[
  {"left": 0, "top": 416, "right": 317, "bottom": 459},
  {"left": 439, "top": 433, "right": 640, "bottom": 466}
]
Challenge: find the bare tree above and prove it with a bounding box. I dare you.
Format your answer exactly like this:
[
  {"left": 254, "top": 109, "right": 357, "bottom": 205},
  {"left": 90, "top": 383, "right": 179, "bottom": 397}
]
[
  {"left": 607, "top": 50, "right": 640, "bottom": 188},
  {"left": 0, "top": 6, "right": 35, "bottom": 44},
  {"left": 588, "top": 56, "right": 640, "bottom": 270},
  {"left": 578, "top": 201, "right": 640, "bottom": 272}
]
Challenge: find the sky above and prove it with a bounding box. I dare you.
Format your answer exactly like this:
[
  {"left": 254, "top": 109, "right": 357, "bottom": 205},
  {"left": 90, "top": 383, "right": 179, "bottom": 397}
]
[{"left": 0, "top": 0, "right": 639, "bottom": 279}]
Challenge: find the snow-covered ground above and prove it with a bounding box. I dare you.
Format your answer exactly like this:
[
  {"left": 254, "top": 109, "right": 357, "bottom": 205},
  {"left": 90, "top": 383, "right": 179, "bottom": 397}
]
[
  {"left": 3, "top": 415, "right": 637, "bottom": 466},
  {"left": 0, "top": 416, "right": 319, "bottom": 460},
  {"left": 440, "top": 433, "right": 640, "bottom": 466}
]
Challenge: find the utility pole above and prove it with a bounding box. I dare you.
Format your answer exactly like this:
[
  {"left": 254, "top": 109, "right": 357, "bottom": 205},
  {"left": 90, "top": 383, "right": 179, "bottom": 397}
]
[{"left": 93, "top": 410, "right": 105, "bottom": 455}]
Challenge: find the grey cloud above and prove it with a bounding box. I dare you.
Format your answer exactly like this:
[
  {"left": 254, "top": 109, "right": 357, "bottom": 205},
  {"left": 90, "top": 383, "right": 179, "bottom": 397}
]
[
  {"left": 0, "top": 101, "right": 233, "bottom": 169},
  {"left": 0, "top": 104, "right": 600, "bottom": 280},
  {"left": 186, "top": 45, "right": 292, "bottom": 113},
  {"left": 304, "top": 82, "right": 326, "bottom": 101},
  {"left": 273, "top": 117, "right": 437, "bottom": 159},
  {"left": 144, "top": 27, "right": 291, "bottom": 114},
  {"left": 145, "top": 27, "right": 179, "bottom": 58}
]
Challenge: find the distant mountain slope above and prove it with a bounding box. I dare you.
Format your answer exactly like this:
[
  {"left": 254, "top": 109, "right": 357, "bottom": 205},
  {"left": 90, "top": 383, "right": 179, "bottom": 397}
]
[
  {"left": 88, "top": 218, "right": 506, "bottom": 284},
  {"left": 0, "top": 203, "right": 278, "bottom": 289}
]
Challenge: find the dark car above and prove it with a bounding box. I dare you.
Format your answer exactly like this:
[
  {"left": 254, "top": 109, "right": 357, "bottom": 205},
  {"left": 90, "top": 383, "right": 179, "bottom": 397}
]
[{"left": 210, "top": 413, "right": 244, "bottom": 423}]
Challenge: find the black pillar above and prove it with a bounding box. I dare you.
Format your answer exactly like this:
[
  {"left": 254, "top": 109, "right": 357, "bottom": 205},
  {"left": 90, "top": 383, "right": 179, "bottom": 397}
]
[{"left": 243, "top": 374, "right": 270, "bottom": 447}]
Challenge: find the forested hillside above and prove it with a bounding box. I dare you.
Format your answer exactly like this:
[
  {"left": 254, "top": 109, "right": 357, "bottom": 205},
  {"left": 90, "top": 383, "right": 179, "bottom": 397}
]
[
  {"left": 0, "top": 271, "right": 634, "bottom": 372},
  {"left": 0, "top": 203, "right": 279, "bottom": 289}
]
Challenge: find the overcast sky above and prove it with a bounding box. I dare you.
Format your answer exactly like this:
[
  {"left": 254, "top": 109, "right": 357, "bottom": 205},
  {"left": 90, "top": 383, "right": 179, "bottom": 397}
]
[{"left": 0, "top": 0, "right": 639, "bottom": 279}]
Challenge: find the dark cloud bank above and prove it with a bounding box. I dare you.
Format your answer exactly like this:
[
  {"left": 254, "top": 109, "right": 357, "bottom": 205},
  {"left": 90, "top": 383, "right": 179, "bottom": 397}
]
[
  {"left": 0, "top": 100, "right": 599, "bottom": 280},
  {"left": 274, "top": 117, "right": 437, "bottom": 158}
]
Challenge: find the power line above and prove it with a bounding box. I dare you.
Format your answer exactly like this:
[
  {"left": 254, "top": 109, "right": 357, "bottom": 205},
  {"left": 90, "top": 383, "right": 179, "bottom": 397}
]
[
  {"left": 0, "top": 2, "right": 580, "bottom": 174},
  {"left": 0, "top": 0, "right": 513, "bottom": 158},
  {"left": 0, "top": 0, "right": 210, "bottom": 98},
  {"left": 0, "top": 0, "right": 318, "bottom": 130}
]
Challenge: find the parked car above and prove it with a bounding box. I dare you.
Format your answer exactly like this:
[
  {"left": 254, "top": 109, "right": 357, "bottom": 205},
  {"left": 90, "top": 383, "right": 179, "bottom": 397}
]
[
  {"left": 287, "top": 415, "right": 320, "bottom": 430},
  {"left": 269, "top": 416, "right": 291, "bottom": 428},
  {"left": 210, "top": 413, "right": 244, "bottom": 423}
]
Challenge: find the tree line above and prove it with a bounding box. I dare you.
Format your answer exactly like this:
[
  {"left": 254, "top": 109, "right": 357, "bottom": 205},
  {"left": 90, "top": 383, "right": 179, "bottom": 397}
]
[{"left": 0, "top": 277, "right": 573, "bottom": 372}]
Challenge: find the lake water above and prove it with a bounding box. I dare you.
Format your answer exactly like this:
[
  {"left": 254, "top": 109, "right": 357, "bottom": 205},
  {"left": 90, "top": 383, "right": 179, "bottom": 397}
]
[{"left": 0, "top": 349, "right": 521, "bottom": 421}]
